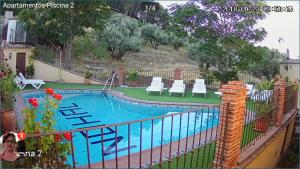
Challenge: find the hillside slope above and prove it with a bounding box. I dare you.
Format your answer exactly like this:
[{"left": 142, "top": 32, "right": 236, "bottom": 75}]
[{"left": 100, "top": 45, "right": 199, "bottom": 71}]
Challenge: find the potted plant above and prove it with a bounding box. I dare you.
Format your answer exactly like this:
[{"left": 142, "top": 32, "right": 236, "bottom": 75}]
[
  {"left": 25, "top": 64, "right": 35, "bottom": 78},
  {"left": 126, "top": 71, "right": 138, "bottom": 87},
  {"left": 84, "top": 71, "right": 93, "bottom": 84},
  {"left": 213, "top": 68, "right": 239, "bottom": 87},
  {"left": 0, "top": 65, "right": 19, "bottom": 133},
  {"left": 254, "top": 100, "right": 273, "bottom": 132}
]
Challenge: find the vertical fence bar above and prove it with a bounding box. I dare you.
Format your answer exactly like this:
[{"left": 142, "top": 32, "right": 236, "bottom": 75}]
[
  {"left": 86, "top": 130, "right": 91, "bottom": 168},
  {"left": 168, "top": 115, "right": 174, "bottom": 169},
  {"left": 139, "top": 121, "right": 143, "bottom": 168},
  {"left": 183, "top": 112, "right": 190, "bottom": 168},
  {"left": 176, "top": 114, "right": 183, "bottom": 169},
  {"left": 190, "top": 111, "right": 198, "bottom": 169},
  {"left": 70, "top": 132, "right": 76, "bottom": 169},
  {"left": 201, "top": 108, "right": 210, "bottom": 168},
  {"left": 115, "top": 126, "right": 118, "bottom": 169},
  {"left": 128, "top": 123, "right": 131, "bottom": 169},
  {"left": 101, "top": 128, "right": 105, "bottom": 169},
  {"left": 207, "top": 108, "right": 215, "bottom": 168},
  {"left": 159, "top": 117, "right": 164, "bottom": 168},
  {"left": 150, "top": 119, "right": 154, "bottom": 167},
  {"left": 196, "top": 108, "right": 204, "bottom": 168}
]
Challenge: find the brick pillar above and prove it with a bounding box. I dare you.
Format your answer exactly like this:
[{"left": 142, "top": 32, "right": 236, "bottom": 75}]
[
  {"left": 273, "top": 78, "right": 286, "bottom": 126},
  {"left": 214, "top": 81, "right": 248, "bottom": 168},
  {"left": 117, "top": 65, "right": 125, "bottom": 85},
  {"left": 173, "top": 68, "right": 182, "bottom": 80}
]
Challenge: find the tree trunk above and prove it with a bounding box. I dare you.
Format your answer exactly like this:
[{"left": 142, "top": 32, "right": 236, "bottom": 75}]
[{"left": 64, "top": 38, "right": 73, "bottom": 70}]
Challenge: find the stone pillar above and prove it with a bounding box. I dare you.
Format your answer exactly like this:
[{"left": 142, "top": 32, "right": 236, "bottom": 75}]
[
  {"left": 117, "top": 65, "right": 125, "bottom": 85},
  {"left": 173, "top": 68, "right": 182, "bottom": 80},
  {"left": 214, "top": 81, "right": 248, "bottom": 168},
  {"left": 273, "top": 78, "right": 286, "bottom": 126}
]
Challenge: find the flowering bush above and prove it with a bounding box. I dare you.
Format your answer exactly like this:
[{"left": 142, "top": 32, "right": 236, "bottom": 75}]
[{"left": 22, "top": 88, "right": 71, "bottom": 168}]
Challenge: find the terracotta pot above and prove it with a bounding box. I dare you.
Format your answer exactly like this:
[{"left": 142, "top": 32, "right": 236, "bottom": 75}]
[
  {"left": 254, "top": 117, "right": 269, "bottom": 132},
  {"left": 1, "top": 110, "right": 17, "bottom": 133},
  {"left": 128, "top": 81, "right": 138, "bottom": 87}
]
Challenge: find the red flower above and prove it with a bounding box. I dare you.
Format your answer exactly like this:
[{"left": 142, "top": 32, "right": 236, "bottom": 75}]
[
  {"left": 28, "top": 98, "right": 39, "bottom": 108},
  {"left": 63, "top": 132, "right": 72, "bottom": 141},
  {"left": 45, "top": 88, "right": 54, "bottom": 95},
  {"left": 17, "top": 131, "right": 27, "bottom": 140},
  {"left": 54, "top": 134, "right": 62, "bottom": 142},
  {"left": 54, "top": 94, "right": 62, "bottom": 100}
]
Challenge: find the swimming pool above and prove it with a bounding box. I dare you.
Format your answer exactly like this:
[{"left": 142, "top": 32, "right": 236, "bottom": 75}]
[{"left": 22, "top": 90, "right": 219, "bottom": 166}]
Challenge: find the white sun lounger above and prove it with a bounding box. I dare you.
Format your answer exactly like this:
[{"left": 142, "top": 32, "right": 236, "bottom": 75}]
[
  {"left": 146, "top": 77, "right": 164, "bottom": 95},
  {"left": 169, "top": 80, "right": 185, "bottom": 96},
  {"left": 192, "top": 79, "right": 207, "bottom": 97},
  {"left": 16, "top": 73, "right": 45, "bottom": 89},
  {"left": 214, "top": 83, "right": 255, "bottom": 97}
]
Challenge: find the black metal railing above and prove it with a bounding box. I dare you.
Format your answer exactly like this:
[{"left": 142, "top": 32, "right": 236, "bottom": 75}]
[
  {"left": 24, "top": 105, "right": 221, "bottom": 169},
  {"left": 241, "top": 88, "right": 277, "bottom": 151},
  {"left": 284, "top": 84, "right": 299, "bottom": 115}
]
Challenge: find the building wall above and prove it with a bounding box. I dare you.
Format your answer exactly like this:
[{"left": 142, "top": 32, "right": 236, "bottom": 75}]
[
  {"left": 245, "top": 117, "right": 296, "bottom": 168},
  {"left": 2, "top": 47, "right": 33, "bottom": 73},
  {"left": 280, "top": 64, "right": 299, "bottom": 82},
  {"left": 280, "top": 64, "right": 300, "bottom": 108},
  {"left": 33, "top": 60, "right": 101, "bottom": 84},
  {"left": 245, "top": 128, "right": 286, "bottom": 168}
]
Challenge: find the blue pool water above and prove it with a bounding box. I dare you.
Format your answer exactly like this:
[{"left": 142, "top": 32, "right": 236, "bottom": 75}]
[{"left": 22, "top": 91, "right": 219, "bottom": 166}]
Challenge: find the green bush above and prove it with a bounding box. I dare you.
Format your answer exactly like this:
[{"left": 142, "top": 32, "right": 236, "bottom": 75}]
[
  {"left": 141, "top": 24, "right": 169, "bottom": 49},
  {"left": 126, "top": 71, "right": 138, "bottom": 81},
  {"left": 85, "top": 71, "right": 93, "bottom": 79},
  {"left": 102, "top": 14, "right": 142, "bottom": 59},
  {"left": 25, "top": 64, "right": 34, "bottom": 78},
  {"left": 168, "top": 33, "right": 184, "bottom": 50},
  {"left": 213, "top": 68, "right": 239, "bottom": 83}
]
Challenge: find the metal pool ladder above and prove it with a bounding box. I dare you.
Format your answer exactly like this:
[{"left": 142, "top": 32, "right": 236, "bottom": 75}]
[{"left": 103, "top": 72, "right": 117, "bottom": 90}]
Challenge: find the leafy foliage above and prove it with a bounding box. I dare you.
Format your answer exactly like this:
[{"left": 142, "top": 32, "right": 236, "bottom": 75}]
[
  {"left": 73, "top": 32, "right": 109, "bottom": 61},
  {"left": 169, "top": 0, "right": 268, "bottom": 76},
  {"left": 247, "top": 48, "right": 284, "bottom": 80},
  {"left": 23, "top": 90, "right": 71, "bottom": 168},
  {"left": 141, "top": 24, "right": 169, "bottom": 49},
  {"left": 18, "top": 0, "right": 111, "bottom": 68},
  {"left": 102, "top": 14, "right": 143, "bottom": 59},
  {"left": 168, "top": 33, "right": 185, "bottom": 50},
  {"left": 212, "top": 68, "right": 239, "bottom": 83}
]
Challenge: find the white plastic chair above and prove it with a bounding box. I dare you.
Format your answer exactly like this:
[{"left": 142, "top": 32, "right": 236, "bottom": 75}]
[
  {"left": 169, "top": 80, "right": 185, "bottom": 96},
  {"left": 192, "top": 79, "right": 207, "bottom": 97},
  {"left": 146, "top": 77, "right": 164, "bottom": 95},
  {"left": 17, "top": 73, "right": 45, "bottom": 89}
]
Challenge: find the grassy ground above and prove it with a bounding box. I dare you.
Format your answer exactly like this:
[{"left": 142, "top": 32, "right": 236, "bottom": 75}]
[
  {"left": 153, "top": 142, "right": 216, "bottom": 169},
  {"left": 116, "top": 87, "right": 220, "bottom": 104},
  {"left": 152, "top": 123, "right": 262, "bottom": 169}
]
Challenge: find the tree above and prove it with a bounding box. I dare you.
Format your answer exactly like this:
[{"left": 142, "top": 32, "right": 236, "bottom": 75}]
[
  {"left": 18, "top": 0, "right": 111, "bottom": 69},
  {"left": 248, "top": 47, "right": 284, "bottom": 80},
  {"left": 168, "top": 33, "right": 185, "bottom": 50},
  {"left": 102, "top": 14, "right": 142, "bottom": 60},
  {"left": 141, "top": 24, "right": 169, "bottom": 49},
  {"left": 169, "top": 0, "right": 268, "bottom": 75},
  {"left": 144, "top": 5, "right": 170, "bottom": 29}
]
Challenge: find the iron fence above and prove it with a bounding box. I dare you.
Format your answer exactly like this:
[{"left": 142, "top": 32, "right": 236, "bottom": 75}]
[
  {"left": 25, "top": 105, "right": 221, "bottom": 169},
  {"left": 241, "top": 88, "right": 278, "bottom": 151},
  {"left": 284, "top": 84, "right": 299, "bottom": 115}
]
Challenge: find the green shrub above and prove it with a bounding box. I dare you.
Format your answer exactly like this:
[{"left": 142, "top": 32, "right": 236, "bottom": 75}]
[
  {"left": 141, "top": 24, "right": 169, "bottom": 49},
  {"left": 126, "top": 71, "right": 138, "bottom": 81},
  {"left": 102, "top": 14, "right": 142, "bottom": 59}
]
